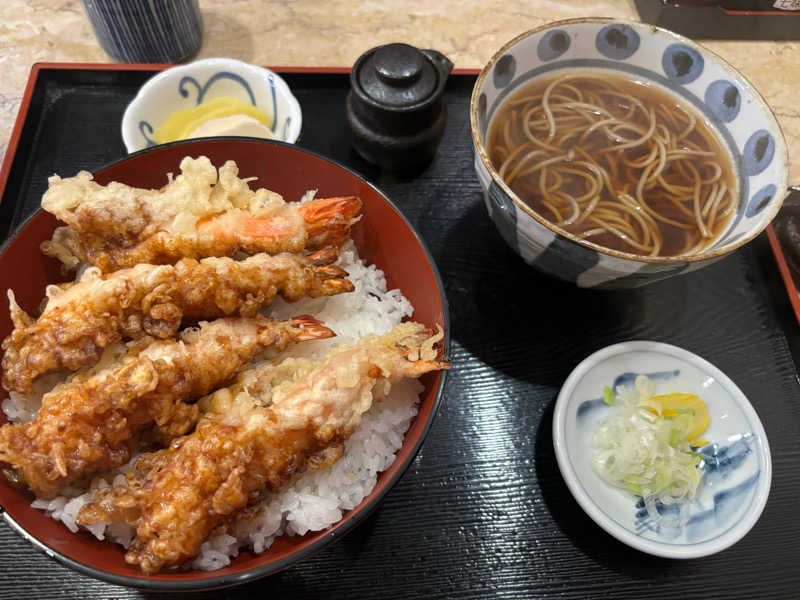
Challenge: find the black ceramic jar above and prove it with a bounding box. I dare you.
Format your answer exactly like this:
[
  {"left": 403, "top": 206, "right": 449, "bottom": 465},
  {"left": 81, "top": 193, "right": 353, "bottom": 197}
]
[{"left": 346, "top": 43, "right": 453, "bottom": 170}]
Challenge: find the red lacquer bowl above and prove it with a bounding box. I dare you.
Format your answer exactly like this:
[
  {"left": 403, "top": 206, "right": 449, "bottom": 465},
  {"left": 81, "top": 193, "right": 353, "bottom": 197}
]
[{"left": 0, "top": 139, "right": 449, "bottom": 590}]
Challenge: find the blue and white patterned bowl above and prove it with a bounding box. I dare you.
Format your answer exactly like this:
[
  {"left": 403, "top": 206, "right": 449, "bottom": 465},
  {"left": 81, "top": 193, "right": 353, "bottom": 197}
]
[
  {"left": 553, "top": 341, "right": 772, "bottom": 558},
  {"left": 470, "top": 18, "right": 789, "bottom": 288},
  {"left": 122, "top": 58, "right": 302, "bottom": 153}
]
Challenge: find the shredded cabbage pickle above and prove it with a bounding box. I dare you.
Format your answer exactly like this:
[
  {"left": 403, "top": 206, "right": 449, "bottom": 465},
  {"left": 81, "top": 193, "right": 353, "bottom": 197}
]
[{"left": 592, "top": 375, "right": 710, "bottom": 507}]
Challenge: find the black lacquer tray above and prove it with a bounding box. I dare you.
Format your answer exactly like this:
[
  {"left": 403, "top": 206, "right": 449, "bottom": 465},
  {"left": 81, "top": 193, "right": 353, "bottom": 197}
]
[{"left": 0, "top": 64, "right": 798, "bottom": 599}]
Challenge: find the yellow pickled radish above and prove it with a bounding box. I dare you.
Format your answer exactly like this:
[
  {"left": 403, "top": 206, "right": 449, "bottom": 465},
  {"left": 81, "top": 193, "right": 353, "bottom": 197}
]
[
  {"left": 154, "top": 97, "right": 272, "bottom": 144},
  {"left": 645, "top": 392, "right": 710, "bottom": 443}
]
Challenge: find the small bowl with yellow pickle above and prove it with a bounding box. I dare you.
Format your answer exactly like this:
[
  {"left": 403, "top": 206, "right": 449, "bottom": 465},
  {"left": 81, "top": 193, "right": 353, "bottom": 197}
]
[{"left": 122, "top": 58, "right": 302, "bottom": 152}]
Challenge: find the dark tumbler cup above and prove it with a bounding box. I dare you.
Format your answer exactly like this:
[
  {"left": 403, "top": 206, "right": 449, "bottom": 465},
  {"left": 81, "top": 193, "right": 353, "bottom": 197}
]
[{"left": 81, "top": 0, "right": 203, "bottom": 63}]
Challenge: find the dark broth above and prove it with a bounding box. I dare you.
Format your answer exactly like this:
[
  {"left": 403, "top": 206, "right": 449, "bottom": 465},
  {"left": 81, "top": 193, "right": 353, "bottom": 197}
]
[{"left": 487, "top": 70, "right": 737, "bottom": 257}]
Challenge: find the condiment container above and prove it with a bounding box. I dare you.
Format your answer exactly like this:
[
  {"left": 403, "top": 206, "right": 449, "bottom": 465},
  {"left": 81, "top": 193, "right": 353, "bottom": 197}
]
[{"left": 346, "top": 43, "right": 453, "bottom": 170}]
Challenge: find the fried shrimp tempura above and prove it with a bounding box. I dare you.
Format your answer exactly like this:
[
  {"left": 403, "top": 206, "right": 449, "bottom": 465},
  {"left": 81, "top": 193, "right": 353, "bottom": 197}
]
[
  {"left": 78, "top": 322, "right": 449, "bottom": 573},
  {"left": 0, "top": 315, "right": 333, "bottom": 499},
  {"left": 40, "top": 156, "right": 363, "bottom": 272},
  {"left": 1, "top": 248, "right": 352, "bottom": 394}
]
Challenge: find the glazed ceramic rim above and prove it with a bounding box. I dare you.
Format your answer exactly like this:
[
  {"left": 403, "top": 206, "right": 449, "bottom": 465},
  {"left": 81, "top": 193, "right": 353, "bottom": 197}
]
[
  {"left": 470, "top": 17, "right": 790, "bottom": 264},
  {"left": 0, "top": 137, "right": 450, "bottom": 591},
  {"left": 121, "top": 58, "right": 303, "bottom": 152},
  {"left": 552, "top": 340, "right": 772, "bottom": 558}
]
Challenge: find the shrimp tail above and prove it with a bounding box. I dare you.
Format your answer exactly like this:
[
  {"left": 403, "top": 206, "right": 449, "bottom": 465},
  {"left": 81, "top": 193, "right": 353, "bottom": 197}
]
[
  {"left": 257, "top": 315, "right": 334, "bottom": 346},
  {"left": 305, "top": 246, "right": 339, "bottom": 266},
  {"left": 398, "top": 325, "right": 450, "bottom": 377},
  {"left": 313, "top": 265, "right": 355, "bottom": 296},
  {"left": 287, "top": 315, "right": 336, "bottom": 342},
  {"left": 299, "top": 196, "right": 363, "bottom": 249},
  {"left": 303, "top": 241, "right": 356, "bottom": 297}
]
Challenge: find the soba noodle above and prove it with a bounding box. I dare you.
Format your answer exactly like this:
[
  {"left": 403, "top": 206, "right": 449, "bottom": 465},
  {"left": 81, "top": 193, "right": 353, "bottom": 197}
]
[{"left": 488, "top": 71, "right": 737, "bottom": 257}]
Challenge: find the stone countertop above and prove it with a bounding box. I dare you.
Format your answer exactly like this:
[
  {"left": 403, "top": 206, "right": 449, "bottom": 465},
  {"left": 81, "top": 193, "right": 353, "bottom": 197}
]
[{"left": 0, "top": 0, "right": 798, "bottom": 182}]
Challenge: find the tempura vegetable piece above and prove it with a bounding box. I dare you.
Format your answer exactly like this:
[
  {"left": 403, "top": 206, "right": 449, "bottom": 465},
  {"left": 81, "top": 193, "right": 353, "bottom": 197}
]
[
  {"left": 78, "top": 322, "right": 449, "bottom": 573},
  {"left": 2, "top": 249, "right": 352, "bottom": 394},
  {"left": 40, "top": 156, "right": 362, "bottom": 272},
  {"left": 0, "top": 315, "right": 333, "bottom": 499}
]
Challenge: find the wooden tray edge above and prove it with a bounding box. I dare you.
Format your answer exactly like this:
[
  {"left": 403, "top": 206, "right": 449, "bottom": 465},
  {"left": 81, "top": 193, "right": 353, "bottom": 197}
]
[
  {"left": 766, "top": 223, "right": 800, "bottom": 325},
  {"left": 0, "top": 63, "right": 480, "bottom": 210},
  {"left": 0, "top": 63, "right": 43, "bottom": 208}
]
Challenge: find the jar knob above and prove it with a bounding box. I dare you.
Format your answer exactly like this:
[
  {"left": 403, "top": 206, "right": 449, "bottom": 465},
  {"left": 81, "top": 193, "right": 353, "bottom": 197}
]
[{"left": 374, "top": 43, "right": 424, "bottom": 85}]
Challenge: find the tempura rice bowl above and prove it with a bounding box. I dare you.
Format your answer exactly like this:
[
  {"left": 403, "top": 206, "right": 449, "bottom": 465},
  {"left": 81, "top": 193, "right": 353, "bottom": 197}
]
[{"left": 0, "top": 139, "right": 449, "bottom": 590}]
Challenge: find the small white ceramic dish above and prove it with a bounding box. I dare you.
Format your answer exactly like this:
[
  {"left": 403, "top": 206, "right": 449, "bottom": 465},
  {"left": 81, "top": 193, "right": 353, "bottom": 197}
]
[
  {"left": 553, "top": 341, "right": 771, "bottom": 558},
  {"left": 121, "top": 57, "right": 302, "bottom": 152}
]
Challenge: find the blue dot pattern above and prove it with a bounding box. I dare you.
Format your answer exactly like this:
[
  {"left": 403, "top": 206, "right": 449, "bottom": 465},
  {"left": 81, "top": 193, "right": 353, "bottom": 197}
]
[
  {"left": 538, "top": 30, "right": 571, "bottom": 61},
  {"left": 493, "top": 54, "right": 516, "bottom": 89},
  {"left": 746, "top": 184, "right": 777, "bottom": 218},
  {"left": 662, "top": 44, "right": 704, "bottom": 84},
  {"left": 705, "top": 80, "right": 741, "bottom": 123},
  {"left": 595, "top": 25, "right": 640, "bottom": 60},
  {"left": 742, "top": 130, "right": 775, "bottom": 176}
]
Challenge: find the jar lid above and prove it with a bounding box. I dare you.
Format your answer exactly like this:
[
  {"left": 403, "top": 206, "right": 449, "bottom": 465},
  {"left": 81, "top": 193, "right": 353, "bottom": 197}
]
[{"left": 355, "top": 43, "right": 439, "bottom": 108}]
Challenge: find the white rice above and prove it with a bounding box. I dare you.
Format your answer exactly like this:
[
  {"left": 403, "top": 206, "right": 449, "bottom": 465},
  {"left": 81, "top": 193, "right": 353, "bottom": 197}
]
[
  {"left": 3, "top": 371, "right": 68, "bottom": 423},
  {"left": 7, "top": 242, "right": 420, "bottom": 571}
]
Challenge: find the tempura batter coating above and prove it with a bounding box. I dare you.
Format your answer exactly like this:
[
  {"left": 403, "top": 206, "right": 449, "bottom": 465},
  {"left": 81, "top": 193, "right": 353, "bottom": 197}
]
[
  {"left": 78, "top": 322, "right": 449, "bottom": 573},
  {"left": 2, "top": 249, "right": 352, "bottom": 394},
  {"left": 40, "top": 156, "right": 362, "bottom": 272},
  {"left": 0, "top": 315, "right": 333, "bottom": 499}
]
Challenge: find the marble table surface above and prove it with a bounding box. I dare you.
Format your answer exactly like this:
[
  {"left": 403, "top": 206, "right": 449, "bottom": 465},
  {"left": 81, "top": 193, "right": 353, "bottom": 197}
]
[{"left": 0, "top": 1, "right": 798, "bottom": 177}]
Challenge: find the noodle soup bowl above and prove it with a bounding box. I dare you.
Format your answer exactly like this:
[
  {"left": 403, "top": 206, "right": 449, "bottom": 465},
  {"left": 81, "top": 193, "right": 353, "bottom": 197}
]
[{"left": 471, "top": 18, "right": 789, "bottom": 288}]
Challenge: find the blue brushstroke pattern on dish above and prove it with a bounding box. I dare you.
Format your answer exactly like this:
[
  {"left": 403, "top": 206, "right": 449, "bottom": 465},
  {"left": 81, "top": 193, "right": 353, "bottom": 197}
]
[
  {"left": 576, "top": 369, "right": 679, "bottom": 422},
  {"left": 268, "top": 75, "right": 278, "bottom": 133},
  {"left": 634, "top": 435, "right": 758, "bottom": 541},
  {"left": 179, "top": 71, "right": 257, "bottom": 105},
  {"left": 139, "top": 120, "right": 156, "bottom": 148}
]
